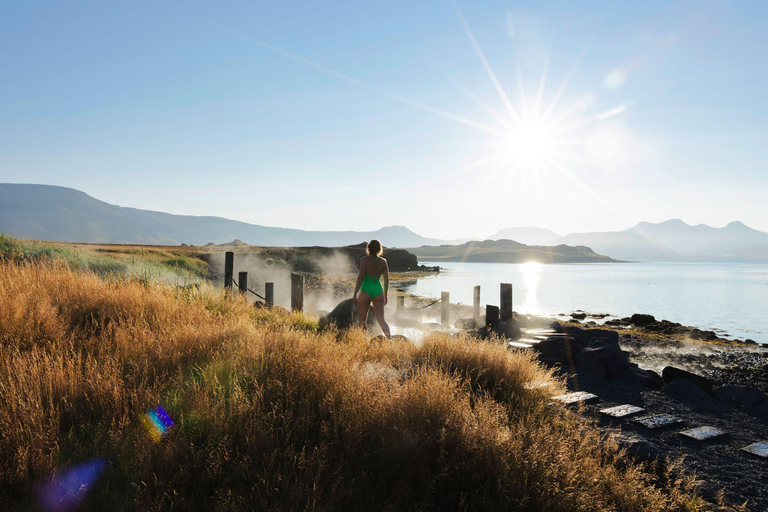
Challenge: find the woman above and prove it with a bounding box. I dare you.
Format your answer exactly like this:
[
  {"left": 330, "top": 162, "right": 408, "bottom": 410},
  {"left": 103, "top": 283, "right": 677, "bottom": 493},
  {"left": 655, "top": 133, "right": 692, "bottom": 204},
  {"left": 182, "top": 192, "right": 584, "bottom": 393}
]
[{"left": 352, "top": 239, "right": 391, "bottom": 338}]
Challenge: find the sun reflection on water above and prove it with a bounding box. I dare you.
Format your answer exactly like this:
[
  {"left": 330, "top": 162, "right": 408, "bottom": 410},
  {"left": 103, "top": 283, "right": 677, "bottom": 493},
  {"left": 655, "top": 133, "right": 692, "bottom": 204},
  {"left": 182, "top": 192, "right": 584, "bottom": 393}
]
[{"left": 519, "top": 261, "right": 543, "bottom": 314}]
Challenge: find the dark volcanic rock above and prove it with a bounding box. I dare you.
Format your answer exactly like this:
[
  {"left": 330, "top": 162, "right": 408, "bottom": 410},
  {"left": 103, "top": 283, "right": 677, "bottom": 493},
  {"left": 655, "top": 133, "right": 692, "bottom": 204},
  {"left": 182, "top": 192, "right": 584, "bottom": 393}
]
[
  {"left": 574, "top": 344, "right": 628, "bottom": 367},
  {"left": 566, "top": 326, "right": 619, "bottom": 347},
  {"left": 663, "top": 378, "right": 714, "bottom": 403},
  {"left": 320, "top": 299, "right": 374, "bottom": 330},
  {"left": 630, "top": 313, "right": 656, "bottom": 327},
  {"left": 570, "top": 312, "right": 587, "bottom": 320},
  {"left": 714, "top": 384, "right": 767, "bottom": 408},
  {"left": 662, "top": 366, "right": 715, "bottom": 395}
]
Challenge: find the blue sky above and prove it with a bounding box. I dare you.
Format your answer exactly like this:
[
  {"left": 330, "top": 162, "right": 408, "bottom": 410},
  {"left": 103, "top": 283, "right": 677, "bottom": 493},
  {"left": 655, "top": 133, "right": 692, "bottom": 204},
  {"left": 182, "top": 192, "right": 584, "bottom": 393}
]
[{"left": 2, "top": 0, "right": 767, "bottom": 239}]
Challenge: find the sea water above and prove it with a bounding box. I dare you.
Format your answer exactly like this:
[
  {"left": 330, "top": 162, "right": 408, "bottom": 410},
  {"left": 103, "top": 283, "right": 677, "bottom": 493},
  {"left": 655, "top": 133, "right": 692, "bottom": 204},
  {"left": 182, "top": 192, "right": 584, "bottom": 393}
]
[{"left": 401, "top": 261, "right": 768, "bottom": 344}]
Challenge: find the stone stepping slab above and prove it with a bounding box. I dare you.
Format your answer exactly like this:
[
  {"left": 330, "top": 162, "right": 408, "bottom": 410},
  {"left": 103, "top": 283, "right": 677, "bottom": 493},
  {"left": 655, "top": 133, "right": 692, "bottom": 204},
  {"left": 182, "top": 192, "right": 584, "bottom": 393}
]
[
  {"left": 741, "top": 442, "right": 768, "bottom": 459},
  {"left": 679, "top": 426, "right": 728, "bottom": 441},
  {"left": 551, "top": 391, "right": 599, "bottom": 405},
  {"left": 509, "top": 341, "right": 535, "bottom": 349},
  {"left": 634, "top": 414, "right": 685, "bottom": 430},
  {"left": 600, "top": 404, "right": 646, "bottom": 418}
]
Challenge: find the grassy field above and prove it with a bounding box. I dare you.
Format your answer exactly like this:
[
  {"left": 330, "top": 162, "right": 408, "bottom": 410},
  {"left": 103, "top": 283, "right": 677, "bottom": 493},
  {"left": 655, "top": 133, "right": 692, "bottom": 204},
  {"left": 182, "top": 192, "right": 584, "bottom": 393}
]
[{"left": 0, "top": 236, "right": 710, "bottom": 511}]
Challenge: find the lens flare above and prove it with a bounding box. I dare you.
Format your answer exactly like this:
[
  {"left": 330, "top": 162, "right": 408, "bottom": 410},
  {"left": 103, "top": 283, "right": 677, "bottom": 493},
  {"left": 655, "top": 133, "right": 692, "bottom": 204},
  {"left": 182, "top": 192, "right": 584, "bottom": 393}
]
[
  {"left": 141, "top": 405, "right": 174, "bottom": 442},
  {"left": 37, "top": 458, "right": 106, "bottom": 512}
]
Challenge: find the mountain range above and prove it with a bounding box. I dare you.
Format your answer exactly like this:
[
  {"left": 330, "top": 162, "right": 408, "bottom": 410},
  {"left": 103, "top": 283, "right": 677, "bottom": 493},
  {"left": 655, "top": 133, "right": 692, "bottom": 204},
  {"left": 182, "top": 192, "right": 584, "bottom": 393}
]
[
  {"left": 2, "top": 183, "right": 767, "bottom": 261},
  {"left": 0, "top": 184, "right": 453, "bottom": 247}
]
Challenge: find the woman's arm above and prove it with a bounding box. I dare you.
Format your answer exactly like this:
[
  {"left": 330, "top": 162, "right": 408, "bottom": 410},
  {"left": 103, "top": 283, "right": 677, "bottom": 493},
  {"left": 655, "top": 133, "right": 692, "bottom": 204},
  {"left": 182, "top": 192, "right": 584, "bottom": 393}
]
[
  {"left": 353, "top": 257, "right": 365, "bottom": 300},
  {"left": 383, "top": 259, "right": 389, "bottom": 305}
]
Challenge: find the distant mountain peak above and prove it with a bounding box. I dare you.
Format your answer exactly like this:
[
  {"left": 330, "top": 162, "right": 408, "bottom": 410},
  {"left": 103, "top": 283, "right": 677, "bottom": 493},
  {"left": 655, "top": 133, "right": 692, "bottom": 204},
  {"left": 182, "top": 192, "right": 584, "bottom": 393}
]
[{"left": 725, "top": 220, "right": 750, "bottom": 230}]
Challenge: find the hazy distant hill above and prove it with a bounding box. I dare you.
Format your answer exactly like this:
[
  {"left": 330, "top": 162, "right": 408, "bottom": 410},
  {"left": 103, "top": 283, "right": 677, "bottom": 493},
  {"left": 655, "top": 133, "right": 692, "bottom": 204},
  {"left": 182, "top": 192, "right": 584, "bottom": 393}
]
[
  {"left": 0, "top": 184, "right": 446, "bottom": 247},
  {"left": 488, "top": 227, "right": 561, "bottom": 246},
  {"left": 556, "top": 219, "right": 768, "bottom": 261},
  {"left": 405, "top": 239, "right": 619, "bottom": 264}
]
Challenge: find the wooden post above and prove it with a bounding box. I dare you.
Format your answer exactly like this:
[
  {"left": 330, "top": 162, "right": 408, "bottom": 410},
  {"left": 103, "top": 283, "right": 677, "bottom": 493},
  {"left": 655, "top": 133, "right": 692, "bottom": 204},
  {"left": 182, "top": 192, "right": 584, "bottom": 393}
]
[
  {"left": 473, "top": 285, "right": 480, "bottom": 324},
  {"left": 238, "top": 272, "right": 248, "bottom": 296},
  {"left": 265, "top": 282, "right": 274, "bottom": 307},
  {"left": 397, "top": 296, "right": 404, "bottom": 311},
  {"left": 224, "top": 251, "right": 234, "bottom": 293},
  {"left": 291, "top": 272, "right": 304, "bottom": 311},
  {"left": 500, "top": 283, "right": 513, "bottom": 323},
  {"left": 441, "top": 292, "right": 449, "bottom": 329},
  {"left": 486, "top": 305, "right": 499, "bottom": 332}
]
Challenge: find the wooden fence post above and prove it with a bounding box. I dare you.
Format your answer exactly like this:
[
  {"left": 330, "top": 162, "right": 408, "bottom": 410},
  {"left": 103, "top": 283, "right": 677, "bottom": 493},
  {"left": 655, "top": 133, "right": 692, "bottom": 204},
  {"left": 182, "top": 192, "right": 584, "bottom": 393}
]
[
  {"left": 473, "top": 285, "right": 480, "bottom": 324},
  {"left": 500, "top": 283, "right": 513, "bottom": 323},
  {"left": 265, "top": 282, "right": 274, "bottom": 307},
  {"left": 291, "top": 273, "right": 304, "bottom": 312},
  {"left": 486, "top": 305, "right": 499, "bottom": 332},
  {"left": 238, "top": 272, "right": 248, "bottom": 296},
  {"left": 224, "top": 251, "right": 234, "bottom": 293},
  {"left": 441, "top": 292, "right": 449, "bottom": 329}
]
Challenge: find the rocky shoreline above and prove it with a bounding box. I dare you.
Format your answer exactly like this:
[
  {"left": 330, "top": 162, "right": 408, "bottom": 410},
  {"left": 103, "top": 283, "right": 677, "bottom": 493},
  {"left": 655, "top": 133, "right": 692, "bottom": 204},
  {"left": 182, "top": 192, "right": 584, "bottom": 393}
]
[
  {"left": 321, "top": 290, "right": 768, "bottom": 510},
  {"left": 493, "top": 315, "right": 768, "bottom": 511}
]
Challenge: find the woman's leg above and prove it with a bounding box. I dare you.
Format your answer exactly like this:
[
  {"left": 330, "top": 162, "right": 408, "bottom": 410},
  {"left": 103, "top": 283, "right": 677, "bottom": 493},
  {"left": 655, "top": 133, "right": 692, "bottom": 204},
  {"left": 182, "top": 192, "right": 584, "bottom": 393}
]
[
  {"left": 357, "top": 291, "right": 372, "bottom": 330},
  {"left": 371, "top": 295, "right": 391, "bottom": 338}
]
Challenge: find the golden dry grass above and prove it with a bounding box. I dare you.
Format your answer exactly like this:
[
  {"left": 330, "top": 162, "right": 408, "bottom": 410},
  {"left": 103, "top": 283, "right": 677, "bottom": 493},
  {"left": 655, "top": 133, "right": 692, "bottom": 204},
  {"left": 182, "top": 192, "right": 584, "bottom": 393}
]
[{"left": 0, "top": 257, "right": 708, "bottom": 511}]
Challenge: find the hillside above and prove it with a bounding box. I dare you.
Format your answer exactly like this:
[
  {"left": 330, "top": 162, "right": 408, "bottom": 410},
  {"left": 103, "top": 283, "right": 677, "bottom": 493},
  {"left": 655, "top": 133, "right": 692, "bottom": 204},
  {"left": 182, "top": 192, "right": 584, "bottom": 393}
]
[
  {"left": 0, "top": 251, "right": 704, "bottom": 510},
  {"left": 0, "top": 184, "right": 445, "bottom": 247},
  {"left": 405, "top": 239, "right": 620, "bottom": 263}
]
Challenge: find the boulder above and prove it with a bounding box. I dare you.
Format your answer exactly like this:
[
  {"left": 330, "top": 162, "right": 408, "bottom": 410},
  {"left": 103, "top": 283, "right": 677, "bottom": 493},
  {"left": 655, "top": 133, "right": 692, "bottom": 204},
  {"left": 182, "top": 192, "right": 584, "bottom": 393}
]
[
  {"left": 661, "top": 366, "right": 714, "bottom": 395},
  {"left": 570, "top": 312, "right": 587, "bottom": 320},
  {"left": 549, "top": 321, "right": 564, "bottom": 332},
  {"left": 630, "top": 368, "right": 664, "bottom": 389},
  {"left": 663, "top": 378, "right": 714, "bottom": 403},
  {"left": 574, "top": 343, "right": 628, "bottom": 367},
  {"left": 533, "top": 336, "right": 581, "bottom": 354},
  {"left": 319, "top": 299, "right": 373, "bottom": 330},
  {"left": 566, "top": 326, "right": 619, "bottom": 347},
  {"left": 689, "top": 328, "right": 718, "bottom": 341},
  {"left": 714, "top": 384, "right": 767, "bottom": 408},
  {"left": 537, "top": 349, "right": 570, "bottom": 364},
  {"left": 630, "top": 313, "right": 656, "bottom": 327}
]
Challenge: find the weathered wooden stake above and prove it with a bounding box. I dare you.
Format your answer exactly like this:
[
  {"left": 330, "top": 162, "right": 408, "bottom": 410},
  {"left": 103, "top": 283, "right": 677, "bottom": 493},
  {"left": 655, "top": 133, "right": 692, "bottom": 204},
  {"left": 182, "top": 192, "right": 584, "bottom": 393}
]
[
  {"left": 224, "top": 251, "right": 234, "bottom": 293},
  {"left": 486, "top": 305, "right": 499, "bottom": 332},
  {"left": 441, "top": 292, "right": 450, "bottom": 329},
  {"left": 291, "top": 272, "right": 304, "bottom": 311},
  {"left": 473, "top": 285, "right": 481, "bottom": 324},
  {"left": 265, "top": 282, "right": 274, "bottom": 307},
  {"left": 397, "top": 296, "right": 404, "bottom": 311},
  {"left": 238, "top": 272, "right": 248, "bottom": 296},
  {"left": 500, "top": 283, "right": 513, "bottom": 323}
]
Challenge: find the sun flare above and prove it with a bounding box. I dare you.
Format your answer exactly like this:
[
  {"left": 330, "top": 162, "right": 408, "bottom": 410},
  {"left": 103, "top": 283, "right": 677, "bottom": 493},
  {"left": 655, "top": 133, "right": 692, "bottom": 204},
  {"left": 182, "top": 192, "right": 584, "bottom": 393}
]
[{"left": 507, "top": 123, "right": 556, "bottom": 166}]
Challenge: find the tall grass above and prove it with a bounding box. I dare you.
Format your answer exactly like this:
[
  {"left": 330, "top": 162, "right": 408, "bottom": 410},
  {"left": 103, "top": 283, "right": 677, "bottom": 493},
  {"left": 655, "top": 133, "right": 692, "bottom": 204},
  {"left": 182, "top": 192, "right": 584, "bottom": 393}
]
[{"left": 0, "top": 257, "right": 708, "bottom": 511}]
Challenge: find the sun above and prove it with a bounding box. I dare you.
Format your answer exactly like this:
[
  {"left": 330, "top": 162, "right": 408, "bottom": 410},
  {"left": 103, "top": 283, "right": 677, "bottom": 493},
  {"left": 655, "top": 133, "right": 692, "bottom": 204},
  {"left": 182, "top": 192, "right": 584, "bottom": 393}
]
[{"left": 507, "top": 122, "right": 556, "bottom": 166}]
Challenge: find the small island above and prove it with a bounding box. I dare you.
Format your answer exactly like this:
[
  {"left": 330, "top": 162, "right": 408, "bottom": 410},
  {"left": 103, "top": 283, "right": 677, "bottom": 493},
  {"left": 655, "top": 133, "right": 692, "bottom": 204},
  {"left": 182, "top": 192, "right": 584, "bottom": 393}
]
[{"left": 404, "top": 239, "right": 620, "bottom": 263}]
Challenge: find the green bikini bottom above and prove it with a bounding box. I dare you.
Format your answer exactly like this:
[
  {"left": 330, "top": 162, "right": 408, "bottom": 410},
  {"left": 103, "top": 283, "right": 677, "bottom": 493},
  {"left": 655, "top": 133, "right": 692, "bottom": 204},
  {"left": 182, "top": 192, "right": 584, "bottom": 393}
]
[{"left": 360, "top": 274, "right": 383, "bottom": 300}]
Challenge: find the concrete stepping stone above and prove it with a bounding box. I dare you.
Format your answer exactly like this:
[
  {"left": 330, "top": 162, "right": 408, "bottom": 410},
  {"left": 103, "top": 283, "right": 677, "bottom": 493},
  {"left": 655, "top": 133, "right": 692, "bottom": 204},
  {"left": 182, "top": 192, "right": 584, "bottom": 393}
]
[
  {"left": 509, "top": 340, "right": 536, "bottom": 349},
  {"left": 551, "top": 391, "right": 598, "bottom": 405},
  {"left": 600, "top": 404, "right": 646, "bottom": 418},
  {"left": 679, "top": 426, "right": 728, "bottom": 441},
  {"left": 741, "top": 441, "right": 768, "bottom": 458},
  {"left": 634, "top": 414, "right": 685, "bottom": 429}
]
